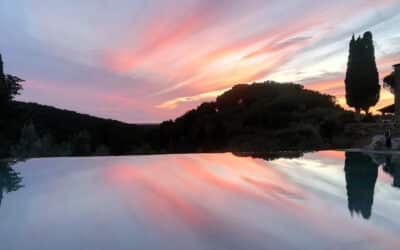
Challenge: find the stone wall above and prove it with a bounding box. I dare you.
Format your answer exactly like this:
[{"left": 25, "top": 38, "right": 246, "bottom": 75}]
[{"left": 344, "top": 122, "right": 400, "bottom": 149}]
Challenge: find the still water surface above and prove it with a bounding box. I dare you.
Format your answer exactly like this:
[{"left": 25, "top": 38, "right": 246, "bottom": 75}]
[{"left": 0, "top": 151, "right": 399, "bottom": 250}]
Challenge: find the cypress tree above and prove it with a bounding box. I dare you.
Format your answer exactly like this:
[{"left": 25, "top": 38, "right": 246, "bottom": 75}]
[{"left": 345, "top": 32, "right": 380, "bottom": 115}]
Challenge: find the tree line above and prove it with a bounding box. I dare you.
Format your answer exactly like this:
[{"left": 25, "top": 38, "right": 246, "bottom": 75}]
[{"left": 158, "top": 82, "right": 358, "bottom": 153}]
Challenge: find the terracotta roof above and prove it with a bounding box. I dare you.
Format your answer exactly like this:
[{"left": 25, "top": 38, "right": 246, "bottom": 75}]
[{"left": 378, "top": 104, "right": 395, "bottom": 113}]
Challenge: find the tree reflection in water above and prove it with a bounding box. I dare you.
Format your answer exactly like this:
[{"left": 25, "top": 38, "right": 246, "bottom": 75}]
[
  {"left": 344, "top": 151, "right": 400, "bottom": 220},
  {"left": 344, "top": 152, "right": 378, "bottom": 219},
  {"left": 0, "top": 160, "right": 23, "bottom": 207}
]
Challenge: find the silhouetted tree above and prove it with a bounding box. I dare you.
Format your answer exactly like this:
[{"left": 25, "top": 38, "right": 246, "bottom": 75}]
[
  {"left": 0, "top": 160, "right": 23, "bottom": 207},
  {"left": 345, "top": 32, "right": 380, "bottom": 115},
  {"left": 344, "top": 152, "right": 378, "bottom": 219},
  {"left": 10, "top": 122, "right": 73, "bottom": 158},
  {"left": 94, "top": 144, "right": 110, "bottom": 156},
  {"left": 383, "top": 71, "right": 395, "bottom": 93},
  {"left": 158, "top": 82, "right": 353, "bottom": 153},
  {"left": 72, "top": 130, "right": 92, "bottom": 155},
  {"left": 10, "top": 123, "right": 42, "bottom": 158},
  {"left": 0, "top": 54, "right": 24, "bottom": 108}
]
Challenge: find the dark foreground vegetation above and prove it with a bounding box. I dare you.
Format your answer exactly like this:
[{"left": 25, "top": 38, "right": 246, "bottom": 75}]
[
  {"left": 159, "top": 82, "right": 359, "bottom": 153},
  {"left": 1, "top": 82, "right": 360, "bottom": 158},
  {"left": 0, "top": 102, "right": 158, "bottom": 158}
]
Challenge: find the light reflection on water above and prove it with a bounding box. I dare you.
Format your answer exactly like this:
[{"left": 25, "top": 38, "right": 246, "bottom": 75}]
[{"left": 0, "top": 151, "right": 399, "bottom": 250}]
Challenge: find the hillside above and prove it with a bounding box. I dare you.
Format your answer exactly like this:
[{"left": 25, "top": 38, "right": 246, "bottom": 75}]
[
  {"left": 158, "top": 81, "right": 357, "bottom": 152},
  {"left": 0, "top": 101, "right": 159, "bottom": 158},
  {"left": 1, "top": 81, "right": 360, "bottom": 158}
]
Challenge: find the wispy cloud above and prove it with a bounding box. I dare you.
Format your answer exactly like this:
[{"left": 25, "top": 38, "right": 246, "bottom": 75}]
[
  {"left": 157, "top": 88, "right": 230, "bottom": 110},
  {"left": 1, "top": 0, "right": 399, "bottom": 122}
]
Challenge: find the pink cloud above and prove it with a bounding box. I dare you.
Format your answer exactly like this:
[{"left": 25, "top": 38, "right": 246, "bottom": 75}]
[{"left": 11, "top": 0, "right": 400, "bottom": 122}]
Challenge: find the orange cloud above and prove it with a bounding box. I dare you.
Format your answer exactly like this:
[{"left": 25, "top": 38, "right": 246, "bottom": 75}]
[
  {"left": 157, "top": 88, "right": 230, "bottom": 110},
  {"left": 305, "top": 80, "right": 343, "bottom": 93},
  {"left": 26, "top": 0, "right": 398, "bottom": 122},
  {"left": 316, "top": 151, "right": 345, "bottom": 160}
]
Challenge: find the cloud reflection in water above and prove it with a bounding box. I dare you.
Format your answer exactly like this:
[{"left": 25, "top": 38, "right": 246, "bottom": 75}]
[{"left": 0, "top": 152, "right": 399, "bottom": 250}]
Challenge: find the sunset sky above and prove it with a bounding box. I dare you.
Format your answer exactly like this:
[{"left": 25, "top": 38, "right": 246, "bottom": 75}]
[{"left": 1, "top": 0, "right": 400, "bottom": 123}]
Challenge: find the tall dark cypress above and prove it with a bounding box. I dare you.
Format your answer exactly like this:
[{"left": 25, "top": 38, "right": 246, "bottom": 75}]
[{"left": 345, "top": 31, "right": 380, "bottom": 114}]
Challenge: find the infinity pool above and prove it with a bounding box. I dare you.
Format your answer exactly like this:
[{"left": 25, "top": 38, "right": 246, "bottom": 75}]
[{"left": 0, "top": 151, "right": 399, "bottom": 250}]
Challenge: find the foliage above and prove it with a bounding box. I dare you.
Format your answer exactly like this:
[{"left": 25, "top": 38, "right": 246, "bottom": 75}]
[
  {"left": 10, "top": 123, "right": 72, "bottom": 158},
  {"left": 383, "top": 71, "right": 395, "bottom": 93},
  {"left": 0, "top": 82, "right": 359, "bottom": 157},
  {"left": 159, "top": 81, "right": 355, "bottom": 153},
  {"left": 0, "top": 102, "right": 158, "bottom": 158},
  {"left": 0, "top": 54, "right": 24, "bottom": 108},
  {"left": 345, "top": 32, "right": 380, "bottom": 114}
]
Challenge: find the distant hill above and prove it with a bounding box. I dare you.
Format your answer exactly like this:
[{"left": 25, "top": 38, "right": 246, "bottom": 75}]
[
  {"left": 158, "top": 81, "right": 357, "bottom": 152},
  {"left": 0, "top": 101, "right": 159, "bottom": 158}
]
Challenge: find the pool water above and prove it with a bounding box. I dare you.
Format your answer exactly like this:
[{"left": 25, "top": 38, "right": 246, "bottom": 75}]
[{"left": 0, "top": 151, "right": 399, "bottom": 250}]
